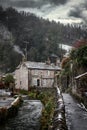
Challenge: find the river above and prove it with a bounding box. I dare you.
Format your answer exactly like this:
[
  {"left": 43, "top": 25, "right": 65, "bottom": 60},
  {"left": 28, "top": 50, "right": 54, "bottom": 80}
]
[{"left": 0, "top": 100, "right": 43, "bottom": 130}]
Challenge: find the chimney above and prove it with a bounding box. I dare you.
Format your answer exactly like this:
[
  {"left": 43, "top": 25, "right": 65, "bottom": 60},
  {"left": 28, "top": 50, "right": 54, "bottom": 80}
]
[
  {"left": 56, "top": 58, "right": 60, "bottom": 66},
  {"left": 46, "top": 57, "right": 51, "bottom": 65}
]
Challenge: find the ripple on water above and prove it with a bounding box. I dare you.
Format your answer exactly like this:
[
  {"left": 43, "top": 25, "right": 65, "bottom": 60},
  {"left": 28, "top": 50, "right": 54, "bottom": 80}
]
[{"left": 0, "top": 100, "right": 43, "bottom": 130}]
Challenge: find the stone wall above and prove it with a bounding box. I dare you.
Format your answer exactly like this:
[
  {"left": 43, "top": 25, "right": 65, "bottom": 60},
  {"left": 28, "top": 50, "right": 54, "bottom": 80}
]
[
  {"left": 51, "top": 87, "right": 68, "bottom": 130},
  {"left": 0, "top": 96, "right": 23, "bottom": 123}
]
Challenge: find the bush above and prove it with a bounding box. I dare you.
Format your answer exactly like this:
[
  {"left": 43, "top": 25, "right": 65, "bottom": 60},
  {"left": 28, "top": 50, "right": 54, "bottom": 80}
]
[
  {"left": 4, "top": 74, "right": 15, "bottom": 89},
  {"left": 28, "top": 92, "right": 36, "bottom": 99},
  {"left": 19, "top": 89, "right": 28, "bottom": 95}
]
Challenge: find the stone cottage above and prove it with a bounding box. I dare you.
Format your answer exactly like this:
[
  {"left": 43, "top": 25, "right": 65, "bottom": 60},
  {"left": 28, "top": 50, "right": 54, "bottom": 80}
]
[{"left": 15, "top": 61, "right": 61, "bottom": 90}]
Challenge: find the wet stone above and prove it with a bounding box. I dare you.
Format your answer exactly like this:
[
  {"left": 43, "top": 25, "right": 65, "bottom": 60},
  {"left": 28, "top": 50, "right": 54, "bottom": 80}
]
[
  {"left": 63, "top": 93, "right": 87, "bottom": 130},
  {"left": 0, "top": 97, "right": 14, "bottom": 107},
  {"left": 0, "top": 100, "right": 43, "bottom": 130}
]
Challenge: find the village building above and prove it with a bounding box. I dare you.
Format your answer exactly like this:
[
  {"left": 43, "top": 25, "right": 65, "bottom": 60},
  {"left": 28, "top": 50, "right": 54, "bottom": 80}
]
[{"left": 15, "top": 61, "right": 61, "bottom": 90}]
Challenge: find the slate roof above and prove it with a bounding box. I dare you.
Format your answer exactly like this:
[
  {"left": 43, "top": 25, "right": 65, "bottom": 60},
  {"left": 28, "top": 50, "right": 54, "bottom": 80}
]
[{"left": 24, "top": 61, "right": 61, "bottom": 71}]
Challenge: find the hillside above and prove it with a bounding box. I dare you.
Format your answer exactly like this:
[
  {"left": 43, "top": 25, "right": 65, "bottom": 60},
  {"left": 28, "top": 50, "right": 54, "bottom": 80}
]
[
  {"left": 0, "top": 22, "right": 22, "bottom": 73},
  {"left": 0, "top": 6, "right": 87, "bottom": 73}
]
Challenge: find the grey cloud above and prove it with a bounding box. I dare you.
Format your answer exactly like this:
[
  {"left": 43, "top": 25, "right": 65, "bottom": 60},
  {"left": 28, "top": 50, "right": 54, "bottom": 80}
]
[
  {"left": 69, "top": 8, "right": 82, "bottom": 18},
  {"left": 0, "top": 0, "right": 68, "bottom": 8},
  {"left": 0, "top": 0, "right": 48, "bottom": 8},
  {"left": 50, "top": 0, "right": 68, "bottom": 5},
  {"left": 0, "top": 0, "right": 87, "bottom": 24},
  {"left": 82, "top": 1, "right": 87, "bottom": 9},
  {"left": 68, "top": 1, "right": 87, "bottom": 23}
]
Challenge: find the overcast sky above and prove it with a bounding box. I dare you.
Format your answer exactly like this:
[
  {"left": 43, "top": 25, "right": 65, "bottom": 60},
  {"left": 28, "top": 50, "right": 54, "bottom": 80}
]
[{"left": 0, "top": 0, "right": 87, "bottom": 24}]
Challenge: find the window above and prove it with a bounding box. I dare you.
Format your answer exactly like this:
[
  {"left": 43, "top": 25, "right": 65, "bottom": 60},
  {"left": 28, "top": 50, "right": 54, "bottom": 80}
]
[{"left": 37, "top": 79, "right": 40, "bottom": 86}]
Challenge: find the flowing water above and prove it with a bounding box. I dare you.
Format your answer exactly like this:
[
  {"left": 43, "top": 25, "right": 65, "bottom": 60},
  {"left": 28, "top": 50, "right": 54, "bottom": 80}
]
[{"left": 0, "top": 100, "right": 43, "bottom": 130}]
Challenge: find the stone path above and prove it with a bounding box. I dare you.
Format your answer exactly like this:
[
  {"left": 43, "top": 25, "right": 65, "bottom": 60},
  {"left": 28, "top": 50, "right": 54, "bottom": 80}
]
[{"left": 63, "top": 93, "right": 87, "bottom": 130}]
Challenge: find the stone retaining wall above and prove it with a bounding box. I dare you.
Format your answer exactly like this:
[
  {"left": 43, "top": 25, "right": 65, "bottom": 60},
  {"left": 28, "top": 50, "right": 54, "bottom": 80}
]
[
  {"left": 52, "top": 86, "right": 68, "bottom": 130},
  {"left": 0, "top": 96, "right": 23, "bottom": 123}
]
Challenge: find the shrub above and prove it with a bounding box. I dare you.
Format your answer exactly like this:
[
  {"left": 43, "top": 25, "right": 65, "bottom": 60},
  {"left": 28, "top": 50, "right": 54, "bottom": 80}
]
[
  {"left": 19, "top": 89, "right": 28, "bottom": 95},
  {"left": 28, "top": 92, "right": 36, "bottom": 99}
]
